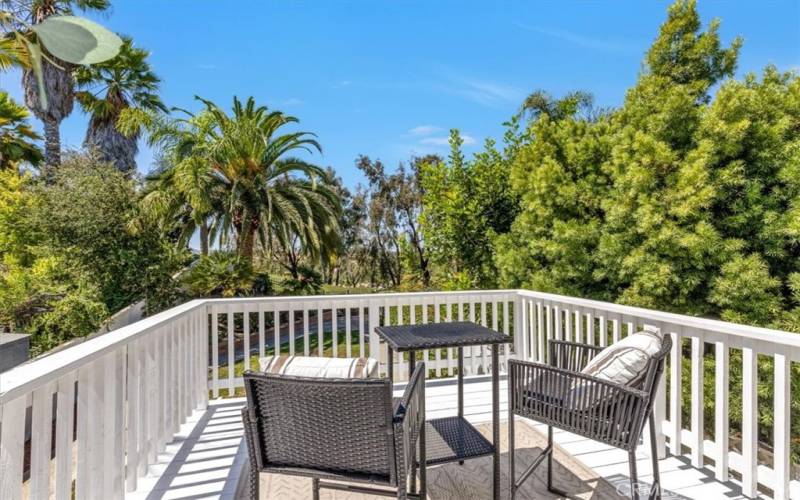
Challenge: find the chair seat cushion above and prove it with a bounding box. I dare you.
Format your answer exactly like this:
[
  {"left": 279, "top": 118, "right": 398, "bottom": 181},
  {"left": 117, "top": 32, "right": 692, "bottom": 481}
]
[{"left": 258, "top": 355, "right": 379, "bottom": 379}]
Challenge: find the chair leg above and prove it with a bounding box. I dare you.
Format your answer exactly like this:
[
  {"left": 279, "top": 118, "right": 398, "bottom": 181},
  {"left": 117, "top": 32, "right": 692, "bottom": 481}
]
[
  {"left": 410, "top": 461, "right": 417, "bottom": 494},
  {"left": 248, "top": 460, "right": 259, "bottom": 500},
  {"left": 547, "top": 426, "right": 554, "bottom": 492},
  {"left": 628, "top": 450, "right": 639, "bottom": 500},
  {"left": 312, "top": 478, "right": 320, "bottom": 500},
  {"left": 648, "top": 413, "right": 661, "bottom": 499},
  {"left": 546, "top": 426, "right": 567, "bottom": 497},
  {"left": 509, "top": 415, "right": 516, "bottom": 500}
]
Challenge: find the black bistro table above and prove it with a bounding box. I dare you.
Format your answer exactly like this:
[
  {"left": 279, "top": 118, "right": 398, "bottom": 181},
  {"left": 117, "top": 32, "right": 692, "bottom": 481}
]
[{"left": 375, "top": 321, "right": 512, "bottom": 500}]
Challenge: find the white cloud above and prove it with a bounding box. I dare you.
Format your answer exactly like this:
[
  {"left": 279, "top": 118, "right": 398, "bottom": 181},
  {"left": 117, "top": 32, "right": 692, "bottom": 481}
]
[
  {"left": 280, "top": 98, "right": 303, "bottom": 107},
  {"left": 434, "top": 69, "right": 525, "bottom": 107},
  {"left": 408, "top": 125, "right": 441, "bottom": 136},
  {"left": 420, "top": 135, "right": 476, "bottom": 146},
  {"left": 515, "top": 23, "right": 635, "bottom": 54}
]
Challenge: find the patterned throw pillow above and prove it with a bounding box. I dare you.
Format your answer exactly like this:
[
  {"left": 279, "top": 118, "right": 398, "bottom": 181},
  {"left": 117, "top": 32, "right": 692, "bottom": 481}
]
[
  {"left": 568, "top": 328, "right": 664, "bottom": 410},
  {"left": 258, "top": 355, "right": 379, "bottom": 379}
]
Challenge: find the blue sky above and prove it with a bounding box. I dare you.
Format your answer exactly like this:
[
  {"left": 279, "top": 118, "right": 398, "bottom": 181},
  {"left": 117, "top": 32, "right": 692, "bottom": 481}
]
[{"left": 2, "top": 0, "right": 798, "bottom": 189}]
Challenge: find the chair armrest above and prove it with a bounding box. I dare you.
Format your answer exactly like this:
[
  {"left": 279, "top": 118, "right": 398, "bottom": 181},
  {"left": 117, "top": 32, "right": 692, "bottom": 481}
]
[
  {"left": 548, "top": 339, "right": 604, "bottom": 371},
  {"left": 393, "top": 362, "right": 426, "bottom": 478},
  {"left": 508, "top": 358, "right": 649, "bottom": 449}
]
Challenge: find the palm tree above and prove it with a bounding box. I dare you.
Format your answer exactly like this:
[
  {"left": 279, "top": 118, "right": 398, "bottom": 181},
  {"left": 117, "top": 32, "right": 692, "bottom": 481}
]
[
  {"left": 12, "top": 0, "right": 111, "bottom": 172},
  {"left": 0, "top": 90, "right": 42, "bottom": 170},
  {"left": 198, "top": 96, "right": 341, "bottom": 262},
  {"left": 138, "top": 110, "right": 218, "bottom": 255},
  {"left": 75, "top": 37, "right": 166, "bottom": 172}
]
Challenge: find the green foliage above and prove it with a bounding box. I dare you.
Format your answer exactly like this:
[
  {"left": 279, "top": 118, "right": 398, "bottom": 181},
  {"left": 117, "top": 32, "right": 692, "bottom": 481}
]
[
  {"left": 420, "top": 127, "right": 519, "bottom": 289},
  {"left": 0, "top": 153, "right": 186, "bottom": 353},
  {"left": 281, "top": 264, "right": 323, "bottom": 296},
  {"left": 0, "top": 91, "right": 42, "bottom": 169},
  {"left": 75, "top": 36, "right": 166, "bottom": 171},
  {"left": 183, "top": 251, "right": 272, "bottom": 298}
]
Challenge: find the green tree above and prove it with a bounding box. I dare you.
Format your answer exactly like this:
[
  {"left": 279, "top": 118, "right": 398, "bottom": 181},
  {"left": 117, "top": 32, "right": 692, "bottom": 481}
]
[
  {"left": 137, "top": 109, "right": 219, "bottom": 255},
  {"left": 30, "top": 151, "right": 186, "bottom": 313},
  {"left": 199, "top": 96, "right": 336, "bottom": 261},
  {"left": 12, "top": 0, "right": 112, "bottom": 170},
  {"left": 75, "top": 36, "right": 167, "bottom": 172},
  {"left": 421, "top": 125, "right": 519, "bottom": 289},
  {"left": 0, "top": 90, "right": 42, "bottom": 170}
]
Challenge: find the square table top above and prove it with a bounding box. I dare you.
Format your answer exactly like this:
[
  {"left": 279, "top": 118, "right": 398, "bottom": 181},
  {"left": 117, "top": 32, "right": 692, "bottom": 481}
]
[{"left": 374, "top": 321, "right": 512, "bottom": 352}]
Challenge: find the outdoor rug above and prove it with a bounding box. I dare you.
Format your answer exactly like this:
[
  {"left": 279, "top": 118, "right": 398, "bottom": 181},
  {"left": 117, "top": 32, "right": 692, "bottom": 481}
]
[{"left": 238, "top": 419, "right": 622, "bottom": 499}]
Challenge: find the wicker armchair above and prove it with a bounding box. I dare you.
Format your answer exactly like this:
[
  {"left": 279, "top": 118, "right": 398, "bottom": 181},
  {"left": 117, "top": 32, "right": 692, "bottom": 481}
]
[
  {"left": 508, "top": 337, "right": 672, "bottom": 500},
  {"left": 242, "top": 362, "right": 427, "bottom": 500}
]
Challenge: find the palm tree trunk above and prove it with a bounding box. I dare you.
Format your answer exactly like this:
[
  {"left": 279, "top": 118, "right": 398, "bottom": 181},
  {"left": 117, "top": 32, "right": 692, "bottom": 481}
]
[
  {"left": 238, "top": 226, "right": 256, "bottom": 262},
  {"left": 199, "top": 222, "right": 209, "bottom": 256},
  {"left": 42, "top": 116, "right": 61, "bottom": 178}
]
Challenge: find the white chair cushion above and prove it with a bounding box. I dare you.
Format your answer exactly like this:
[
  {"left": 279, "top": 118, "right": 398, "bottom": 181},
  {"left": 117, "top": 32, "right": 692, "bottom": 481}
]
[
  {"left": 258, "top": 355, "right": 379, "bottom": 379},
  {"left": 580, "top": 327, "right": 664, "bottom": 387},
  {"left": 567, "top": 327, "right": 664, "bottom": 411}
]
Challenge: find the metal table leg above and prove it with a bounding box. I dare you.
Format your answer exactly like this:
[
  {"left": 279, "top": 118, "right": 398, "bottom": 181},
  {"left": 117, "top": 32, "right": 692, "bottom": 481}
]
[
  {"left": 492, "top": 346, "right": 500, "bottom": 500},
  {"left": 457, "top": 347, "right": 464, "bottom": 417},
  {"left": 458, "top": 346, "right": 464, "bottom": 465}
]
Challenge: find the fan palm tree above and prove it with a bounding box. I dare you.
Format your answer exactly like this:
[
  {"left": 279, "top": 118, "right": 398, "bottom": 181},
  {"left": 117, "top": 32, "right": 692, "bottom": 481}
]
[
  {"left": 0, "top": 90, "right": 42, "bottom": 170},
  {"left": 198, "top": 96, "right": 341, "bottom": 262},
  {"left": 10, "top": 0, "right": 111, "bottom": 172},
  {"left": 75, "top": 37, "right": 166, "bottom": 172}
]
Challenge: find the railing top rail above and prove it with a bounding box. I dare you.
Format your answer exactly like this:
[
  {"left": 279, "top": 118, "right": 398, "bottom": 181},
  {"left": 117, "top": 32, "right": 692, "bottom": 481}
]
[
  {"left": 201, "top": 289, "right": 519, "bottom": 306},
  {"left": 0, "top": 299, "right": 205, "bottom": 404},
  {"left": 518, "top": 289, "right": 800, "bottom": 349}
]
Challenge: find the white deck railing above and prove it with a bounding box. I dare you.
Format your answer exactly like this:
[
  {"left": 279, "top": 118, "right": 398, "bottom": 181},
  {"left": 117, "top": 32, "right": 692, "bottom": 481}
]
[{"left": 0, "top": 289, "right": 798, "bottom": 499}]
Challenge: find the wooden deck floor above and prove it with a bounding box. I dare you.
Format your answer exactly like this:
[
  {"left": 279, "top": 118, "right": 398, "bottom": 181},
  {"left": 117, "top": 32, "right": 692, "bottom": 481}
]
[{"left": 129, "top": 376, "right": 772, "bottom": 500}]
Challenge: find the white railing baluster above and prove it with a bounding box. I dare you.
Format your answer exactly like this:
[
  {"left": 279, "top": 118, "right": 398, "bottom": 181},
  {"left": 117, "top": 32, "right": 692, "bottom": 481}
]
[
  {"left": 368, "top": 300, "right": 379, "bottom": 366},
  {"left": 211, "top": 305, "right": 219, "bottom": 399},
  {"left": 0, "top": 395, "right": 25, "bottom": 500},
  {"left": 226, "top": 308, "right": 234, "bottom": 395},
  {"left": 690, "top": 331, "right": 704, "bottom": 468},
  {"left": 715, "top": 339, "right": 729, "bottom": 481},
  {"left": 29, "top": 382, "right": 54, "bottom": 500},
  {"left": 446, "top": 299, "right": 454, "bottom": 376},
  {"left": 346, "top": 305, "right": 352, "bottom": 358},
  {"left": 136, "top": 339, "right": 148, "bottom": 477},
  {"left": 317, "top": 303, "right": 324, "bottom": 357},
  {"left": 773, "top": 351, "right": 791, "bottom": 500},
  {"left": 243, "top": 304, "right": 251, "bottom": 369},
  {"left": 741, "top": 342, "right": 758, "bottom": 498},
  {"left": 56, "top": 372, "right": 77, "bottom": 497},
  {"left": 88, "top": 358, "right": 105, "bottom": 498},
  {"left": 289, "top": 305, "right": 296, "bottom": 356},
  {"left": 258, "top": 303, "right": 266, "bottom": 359},
  {"left": 275, "top": 304, "right": 282, "bottom": 357},
  {"left": 125, "top": 342, "right": 139, "bottom": 492},
  {"left": 166, "top": 322, "right": 175, "bottom": 436},
  {"left": 303, "top": 308, "right": 310, "bottom": 356},
  {"left": 669, "top": 328, "right": 683, "bottom": 456}
]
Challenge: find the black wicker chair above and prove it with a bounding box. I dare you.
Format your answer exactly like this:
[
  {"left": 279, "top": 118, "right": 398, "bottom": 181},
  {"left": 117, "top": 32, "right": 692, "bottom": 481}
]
[
  {"left": 242, "top": 362, "right": 427, "bottom": 500},
  {"left": 508, "top": 336, "right": 672, "bottom": 500}
]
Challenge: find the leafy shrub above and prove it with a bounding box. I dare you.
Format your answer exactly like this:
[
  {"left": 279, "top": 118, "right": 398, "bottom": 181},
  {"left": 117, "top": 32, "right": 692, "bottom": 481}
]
[
  {"left": 282, "top": 265, "right": 323, "bottom": 295},
  {"left": 184, "top": 251, "right": 272, "bottom": 297}
]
